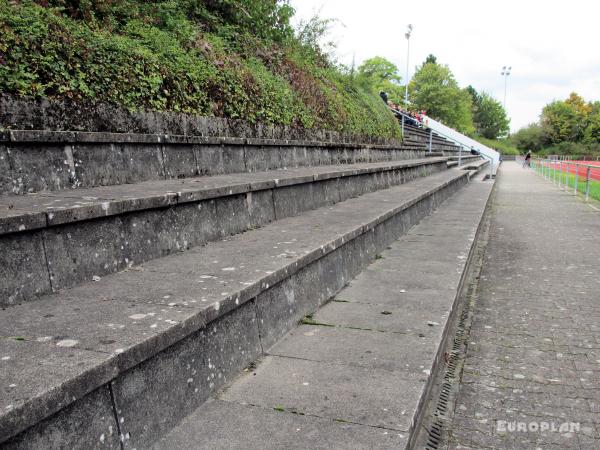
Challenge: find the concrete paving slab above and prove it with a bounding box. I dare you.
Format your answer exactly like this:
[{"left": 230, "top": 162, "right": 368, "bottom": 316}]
[
  {"left": 151, "top": 399, "right": 408, "bottom": 450},
  {"left": 269, "top": 324, "right": 437, "bottom": 372},
  {"left": 336, "top": 289, "right": 456, "bottom": 311},
  {"left": 312, "top": 300, "right": 449, "bottom": 335},
  {"left": 221, "top": 355, "right": 427, "bottom": 431}
]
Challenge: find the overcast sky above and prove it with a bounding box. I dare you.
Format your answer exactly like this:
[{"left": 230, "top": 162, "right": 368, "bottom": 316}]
[{"left": 290, "top": 0, "right": 600, "bottom": 132}]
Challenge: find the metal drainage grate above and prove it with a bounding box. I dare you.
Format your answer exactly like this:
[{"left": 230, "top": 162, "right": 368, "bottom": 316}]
[
  {"left": 415, "top": 198, "right": 492, "bottom": 450},
  {"left": 424, "top": 263, "right": 485, "bottom": 450}
]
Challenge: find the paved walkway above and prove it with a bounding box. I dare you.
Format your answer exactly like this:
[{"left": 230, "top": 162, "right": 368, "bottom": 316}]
[{"left": 449, "top": 162, "right": 600, "bottom": 449}]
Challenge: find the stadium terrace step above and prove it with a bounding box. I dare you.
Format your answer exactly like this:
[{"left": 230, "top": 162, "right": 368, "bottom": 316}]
[
  {"left": 151, "top": 177, "right": 494, "bottom": 450},
  {"left": 461, "top": 157, "right": 490, "bottom": 171},
  {"left": 0, "top": 158, "right": 447, "bottom": 307},
  {"left": 0, "top": 168, "right": 477, "bottom": 449},
  {"left": 447, "top": 154, "right": 481, "bottom": 163},
  {"left": 0, "top": 130, "right": 436, "bottom": 196},
  {"left": 426, "top": 151, "right": 445, "bottom": 157},
  {"left": 402, "top": 124, "right": 461, "bottom": 153}
]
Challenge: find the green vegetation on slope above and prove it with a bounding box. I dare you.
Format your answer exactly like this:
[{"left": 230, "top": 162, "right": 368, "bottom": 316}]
[
  {"left": 0, "top": 0, "right": 401, "bottom": 138},
  {"left": 472, "top": 136, "right": 519, "bottom": 156}
]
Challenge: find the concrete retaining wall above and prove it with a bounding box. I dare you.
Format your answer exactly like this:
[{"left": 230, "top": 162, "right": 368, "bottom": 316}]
[
  {"left": 0, "top": 94, "right": 401, "bottom": 146},
  {"left": 0, "top": 131, "right": 432, "bottom": 196}
]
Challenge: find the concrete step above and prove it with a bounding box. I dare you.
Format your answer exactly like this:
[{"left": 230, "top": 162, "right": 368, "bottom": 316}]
[
  {"left": 1, "top": 130, "right": 440, "bottom": 196},
  {"left": 0, "top": 158, "right": 448, "bottom": 307},
  {"left": 151, "top": 178, "right": 494, "bottom": 450},
  {"left": 447, "top": 154, "right": 481, "bottom": 163},
  {"left": 403, "top": 124, "right": 461, "bottom": 149},
  {"left": 0, "top": 168, "right": 475, "bottom": 449},
  {"left": 461, "top": 157, "right": 489, "bottom": 171}
]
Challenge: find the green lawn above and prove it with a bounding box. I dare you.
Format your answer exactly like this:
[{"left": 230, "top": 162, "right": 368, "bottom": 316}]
[{"left": 532, "top": 163, "right": 600, "bottom": 202}]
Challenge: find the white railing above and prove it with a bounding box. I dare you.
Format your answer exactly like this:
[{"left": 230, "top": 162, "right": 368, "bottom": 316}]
[
  {"left": 389, "top": 107, "right": 499, "bottom": 177},
  {"left": 421, "top": 115, "right": 500, "bottom": 170},
  {"left": 532, "top": 158, "right": 599, "bottom": 202}
]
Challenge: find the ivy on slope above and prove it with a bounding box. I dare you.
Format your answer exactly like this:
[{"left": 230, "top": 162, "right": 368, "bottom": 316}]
[{"left": 0, "top": 0, "right": 401, "bottom": 138}]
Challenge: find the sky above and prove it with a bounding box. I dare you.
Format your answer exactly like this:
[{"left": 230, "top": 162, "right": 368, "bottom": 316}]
[{"left": 289, "top": 0, "right": 600, "bottom": 132}]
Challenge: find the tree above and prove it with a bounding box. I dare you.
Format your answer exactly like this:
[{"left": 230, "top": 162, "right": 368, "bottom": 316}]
[
  {"left": 510, "top": 123, "right": 548, "bottom": 152},
  {"left": 465, "top": 85, "right": 480, "bottom": 106},
  {"left": 357, "top": 56, "right": 404, "bottom": 104},
  {"left": 469, "top": 90, "right": 510, "bottom": 139},
  {"left": 424, "top": 54, "right": 437, "bottom": 65},
  {"left": 512, "top": 93, "right": 599, "bottom": 153},
  {"left": 357, "top": 56, "right": 401, "bottom": 84},
  {"left": 540, "top": 92, "right": 591, "bottom": 143},
  {"left": 541, "top": 100, "right": 581, "bottom": 143},
  {"left": 408, "top": 60, "right": 474, "bottom": 133},
  {"left": 583, "top": 102, "right": 600, "bottom": 144}
]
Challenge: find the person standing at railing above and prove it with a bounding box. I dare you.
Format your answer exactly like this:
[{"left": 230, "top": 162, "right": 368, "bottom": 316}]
[{"left": 524, "top": 150, "right": 532, "bottom": 168}]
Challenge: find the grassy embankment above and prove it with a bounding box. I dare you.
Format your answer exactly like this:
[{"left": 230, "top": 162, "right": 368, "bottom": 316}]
[{"left": 0, "top": 0, "right": 401, "bottom": 138}]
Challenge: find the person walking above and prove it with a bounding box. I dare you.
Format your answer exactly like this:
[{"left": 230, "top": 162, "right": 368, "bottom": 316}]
[{"left": 524, "top": 150, "right": 532, "bottom": 168}]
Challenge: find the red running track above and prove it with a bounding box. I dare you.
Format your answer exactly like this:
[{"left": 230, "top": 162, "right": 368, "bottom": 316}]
[{"left": 541, "top": 161, "right": 600, "bottom": 182}]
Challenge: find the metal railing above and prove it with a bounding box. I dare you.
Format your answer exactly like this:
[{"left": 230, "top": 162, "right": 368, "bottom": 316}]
[
  {"left": 389, "top": 106, "right": 495, "bottom": 179},
  {"left": 531, "top": 158, "right": 598, "bottom": 202},
  {"left": 546, "top": 154, "right": 600, "bottom": 162},
  {"left": 417, "top": 116, "right": 495, "bottom": 180}
]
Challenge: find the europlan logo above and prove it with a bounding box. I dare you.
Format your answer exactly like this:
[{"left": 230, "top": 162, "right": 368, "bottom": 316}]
[{"left": 496, "top": 420, "right": 580, "bottom": 434}]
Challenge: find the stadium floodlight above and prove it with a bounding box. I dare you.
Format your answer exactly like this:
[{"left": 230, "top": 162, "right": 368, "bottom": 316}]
[{"left": 501, "top": 66, "right": 511, "bottom": 109}]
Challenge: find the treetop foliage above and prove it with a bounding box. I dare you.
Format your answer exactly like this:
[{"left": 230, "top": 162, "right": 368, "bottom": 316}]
[
  {"left": 408, "top": 58, "right": 475, "bottom": 134},
  {"left": 356, "top": 56, "right": 404, "bottom": 105},
  {"left": 358, "top": 54, "right": 510, "bottom": 141},
  {"left": 512, "top": 92, "right": 600, "bottom": 155}
]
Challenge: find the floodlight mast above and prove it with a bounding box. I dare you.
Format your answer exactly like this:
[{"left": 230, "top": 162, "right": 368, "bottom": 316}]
[
  {"left": 402, "top": 24, "right": 413, "bottom": 135},
  {"left": 501, "top": 65, "right": 511, "bottom": 110}
]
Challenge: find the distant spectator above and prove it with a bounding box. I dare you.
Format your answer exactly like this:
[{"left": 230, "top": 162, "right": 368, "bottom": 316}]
[
  {"left": 524, "top": 150, "right": 532, "bottom": 168},
  {"left": 379, "top": 91, "right": 388, "bottom": 104}
]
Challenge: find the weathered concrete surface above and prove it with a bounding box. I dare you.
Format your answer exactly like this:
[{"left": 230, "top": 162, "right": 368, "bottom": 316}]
[
  {"left": 0, "top": 158, "right": 445, "bottom": 234},
  {"left": 0, "top": 159, "right": 447, "bottom": 306},
  {"left": 448, "top": 162, "right": 600, "bottom": 449},
  {"left": 112, "top": 302, "right": 262, "bottom": 450},
  {"left": 153, "top": 179, "right": 493, "bottom": 448},
  {"left": 152, "top": 399, "right": 407, "bottom": 450},
  {"left": 0, "top": 132, "right": 436, "bottom": 194},
  {"left": 0, "top": 94, "right": 403, "bottom": 147},
  {"left": 0, "top": 339, "right": 118, "bottom": 447},
  {"left": 222, "top": 355, "right": 426, "bottom": 431},
  {"left": 0, "top": 231, "right": 51, "bottom": 305},
  {"left": 3, "top": 385, "right": 120, "bottom": 450},
  {"left": 0, "top": 168, "right": 469, "bottom": 444},
  {"left": 269, "top": 324, "right": 436, "bottom": 372}
]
